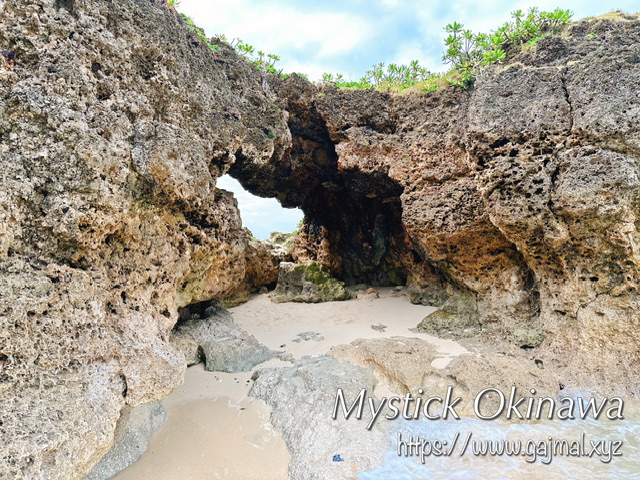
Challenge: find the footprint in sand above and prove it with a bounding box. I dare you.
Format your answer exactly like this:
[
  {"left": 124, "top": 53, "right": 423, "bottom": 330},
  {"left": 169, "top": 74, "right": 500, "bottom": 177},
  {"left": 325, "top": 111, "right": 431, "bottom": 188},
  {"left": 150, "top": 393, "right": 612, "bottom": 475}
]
[{"left": 291, "top": 331, "right": 325, "bottom": 343}]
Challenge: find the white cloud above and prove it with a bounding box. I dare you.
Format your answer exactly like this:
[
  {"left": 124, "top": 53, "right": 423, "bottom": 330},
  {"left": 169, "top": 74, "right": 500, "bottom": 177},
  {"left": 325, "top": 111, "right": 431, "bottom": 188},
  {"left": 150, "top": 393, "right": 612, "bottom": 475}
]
[
  {"left": 180, "top": 1, "right": 372, "bottom": 69},
  {"left": 389, "top": 44, "right": 423, "bottom": 65},
  {"left": 229, "top": 9, "right": 371, "bottom": 55},
  {"left": 282, "top": 59, "right": 328, "bottom": 81},
  {"left": 380, "top": 0, "right": 399, "bottom": 6},
  {"left": 181, "top": 0, "right": 640, "bottom": 85}
]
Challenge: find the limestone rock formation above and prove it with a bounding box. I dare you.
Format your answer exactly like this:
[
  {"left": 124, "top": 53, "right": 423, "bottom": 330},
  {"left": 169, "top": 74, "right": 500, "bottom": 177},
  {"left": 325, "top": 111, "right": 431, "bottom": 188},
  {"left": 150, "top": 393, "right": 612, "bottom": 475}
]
[
  {"left": 0, "top": 0, "right": 289, "bottom": 477},
  {"left": 230, "top": 13, "right": 640, "bottom": 392},
  {"left": 171, "top": 305, "right": 279, "bottom": 372},
  {"left": 224, "top": 231, "right": 293, "bottom": 306},
  {"left": 330, "top": 337, "right": 443, "bottom": 394},
  {"left": 3, "top": 2, "right": 640, "bottom": 478},
  {"left": 413, "top": 291, "right": 482, "bottom": 339},
  {"left": 249, "top": 355, "right": 389, "bottom": 480},
  {"left": 271, "top": 261, "right": 351, "bottom": 303},
  {"left": 84, "top": 402, "right": 166, "bottom": 480},
  {"left": 331, "top": 336, "right": 562, "bottom": 417}
]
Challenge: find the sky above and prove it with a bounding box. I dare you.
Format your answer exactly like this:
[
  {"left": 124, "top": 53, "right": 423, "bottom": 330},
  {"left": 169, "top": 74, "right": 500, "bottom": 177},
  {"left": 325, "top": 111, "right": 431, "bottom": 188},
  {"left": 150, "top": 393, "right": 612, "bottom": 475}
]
[
  {"left": 178, "top": 0, "right": 638, "bottom": 81},
  {"left": 184, "top": 0, "right": 638, "bottom": 238},
  {"left": 217, "top": 175, "right": 303, "bottom": 240}
]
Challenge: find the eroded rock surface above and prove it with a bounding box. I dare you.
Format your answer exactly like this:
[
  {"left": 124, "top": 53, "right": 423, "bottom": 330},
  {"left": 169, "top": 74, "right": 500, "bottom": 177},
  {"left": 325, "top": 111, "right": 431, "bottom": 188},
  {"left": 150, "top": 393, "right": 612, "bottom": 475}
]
[
  {"left": 0, "top": 0, "right": 289, "bottom": 477},
  {"left": 224, "top": 232, "right": 293, "bottom": 306},
  {"left": 84, "top": 402, "right": 166, "bottom": 480},
  {"left": 172, "top": 306, "right": 279, "bottom": 372},
  {"left": 3, "top": 3, "right": 640, "bottom": 478},
  {"left": 232, "top": 14, "right": 640, "bottom": 392},
  {"left": 250, "top": 355, "right": 389, "bottom": 480},
  {"left": 413, "top": 291, "right": 482, "bottom": 339},
  {"left": 330, "top": 336, "right": 562, "bottom": 417}
]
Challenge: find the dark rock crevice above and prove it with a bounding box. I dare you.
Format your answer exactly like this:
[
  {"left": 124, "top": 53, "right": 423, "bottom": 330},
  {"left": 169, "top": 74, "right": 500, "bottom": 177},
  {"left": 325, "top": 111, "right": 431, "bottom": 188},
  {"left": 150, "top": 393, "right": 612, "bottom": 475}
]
[
  {"left": 229, "top": 75, "right": 412, "bottom": 285},
  {"left": 560, "top": 67, "right": 575, "bottom": 132}
]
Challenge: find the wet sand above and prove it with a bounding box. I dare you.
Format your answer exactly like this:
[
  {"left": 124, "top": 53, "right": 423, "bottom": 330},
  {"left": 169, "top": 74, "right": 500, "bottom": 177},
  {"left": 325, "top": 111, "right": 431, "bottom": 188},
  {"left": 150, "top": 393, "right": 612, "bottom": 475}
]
[
  {"left": 113, "top": 288, "right": 468, "bottom": 479},
  {"left": 112, "top": 365, "right": 290, "bottom": 480}
]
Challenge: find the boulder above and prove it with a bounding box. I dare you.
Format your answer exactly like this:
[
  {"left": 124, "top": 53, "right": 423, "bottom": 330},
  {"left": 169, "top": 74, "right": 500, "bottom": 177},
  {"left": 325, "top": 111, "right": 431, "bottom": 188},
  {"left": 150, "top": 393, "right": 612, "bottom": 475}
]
[
  {"left": 172, "top": 307, "right": 279, "bottom": 372},
  {"left": 412, "top": 291, "right": 482, "bottom": 340},
  {"left": 271, "top": 262, "right": 351, "bottom": 303}
]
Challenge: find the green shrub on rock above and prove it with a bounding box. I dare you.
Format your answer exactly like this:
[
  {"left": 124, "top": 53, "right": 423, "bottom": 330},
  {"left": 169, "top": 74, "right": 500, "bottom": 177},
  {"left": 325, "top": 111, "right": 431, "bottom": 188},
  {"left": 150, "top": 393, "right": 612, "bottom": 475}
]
[{"left": 443, "top": 7, "right": 573, "bottom": 87}]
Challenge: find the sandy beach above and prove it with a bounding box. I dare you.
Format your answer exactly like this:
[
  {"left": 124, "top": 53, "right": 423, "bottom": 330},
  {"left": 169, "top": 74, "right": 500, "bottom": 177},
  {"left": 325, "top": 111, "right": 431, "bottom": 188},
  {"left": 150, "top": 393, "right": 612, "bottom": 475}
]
[
  {"left": 110, "top": 288, "right": 640, "bottom": 480},
  {"left": 113, "top": 288, "right": 467, "bottom": 479}
]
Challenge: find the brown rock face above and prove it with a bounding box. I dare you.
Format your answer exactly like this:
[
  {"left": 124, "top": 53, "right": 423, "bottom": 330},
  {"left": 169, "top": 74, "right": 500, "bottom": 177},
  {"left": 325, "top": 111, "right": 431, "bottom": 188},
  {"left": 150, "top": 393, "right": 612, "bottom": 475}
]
[
  {"left": 2, "top": 3, "right": 639, "bottom": 477},
  {"left": 0, "top": 0, "right": 288, "bottom": 477},
  {"left": 231, "top": 15, "right": 640, "bottom": 392},
  {"left": 223, "top": 233, "right": 293, "bottom": 306}
]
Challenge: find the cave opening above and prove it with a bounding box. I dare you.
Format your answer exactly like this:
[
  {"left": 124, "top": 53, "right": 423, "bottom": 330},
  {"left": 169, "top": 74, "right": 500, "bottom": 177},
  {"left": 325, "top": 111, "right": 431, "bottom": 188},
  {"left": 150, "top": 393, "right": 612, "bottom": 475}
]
[
  {"left": 217, "top": 174, "right": 303, "bottom": 240},
  {"left": 228, "top": 145, "right": 415, "bottom": 287}
]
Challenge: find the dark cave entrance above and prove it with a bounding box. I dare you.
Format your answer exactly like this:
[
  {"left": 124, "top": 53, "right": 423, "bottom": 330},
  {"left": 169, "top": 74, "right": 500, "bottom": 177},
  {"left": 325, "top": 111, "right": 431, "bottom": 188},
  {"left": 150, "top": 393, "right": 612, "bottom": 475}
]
[{"left": 228, "top": 147, "right": 415, "bottom": 286}]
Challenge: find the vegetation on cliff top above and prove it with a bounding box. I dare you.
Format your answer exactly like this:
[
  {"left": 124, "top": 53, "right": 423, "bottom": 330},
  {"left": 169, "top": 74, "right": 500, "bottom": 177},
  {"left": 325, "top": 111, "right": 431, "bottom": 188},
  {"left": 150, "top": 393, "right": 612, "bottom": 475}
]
[
  {"left": 175, "top": 6, "right": 286, "bottom": 76},
  {"left": 178, "top": 12, "right": 218, "bottom": 53},
  {"left": 323, "top": 7, "right": 573, "bottom": 91},
  {"left": 214, "top": 34, "right": 283, "bottom": 75},
  {"left": 441, "top": 7, "right": 573, "bottom": 88},
  {"left": 172, "top": 4, "right": 572, "bottom": 91}
]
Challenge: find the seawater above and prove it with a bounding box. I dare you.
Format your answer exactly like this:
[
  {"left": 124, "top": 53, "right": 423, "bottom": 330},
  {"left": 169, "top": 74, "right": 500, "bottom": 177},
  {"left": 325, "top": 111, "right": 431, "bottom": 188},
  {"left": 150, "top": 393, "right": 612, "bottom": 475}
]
[{"left": 360, "top": 399, "right": 640, "bottom": 480}]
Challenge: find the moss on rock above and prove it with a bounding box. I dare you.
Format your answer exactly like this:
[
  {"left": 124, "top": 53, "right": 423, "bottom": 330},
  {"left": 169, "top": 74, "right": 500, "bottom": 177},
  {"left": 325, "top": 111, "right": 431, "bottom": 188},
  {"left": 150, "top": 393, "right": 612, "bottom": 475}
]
[
  {"left": 271, "top": 262, "right": 351, "bottom": 303},
  {"left": 412, "top": 291, "right": 481, "bottom": 338}
]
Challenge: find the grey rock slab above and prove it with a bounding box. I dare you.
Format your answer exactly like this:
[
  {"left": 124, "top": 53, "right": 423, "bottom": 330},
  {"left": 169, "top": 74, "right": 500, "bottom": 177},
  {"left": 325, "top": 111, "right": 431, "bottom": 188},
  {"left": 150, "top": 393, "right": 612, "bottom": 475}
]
[
  {"left": 173, "top": 307, "right": 280, "bottom": 372},
  {"left": 84, "top": 402, "right": 166, "bottom": 480},
  {"left": 250, "top": 355, "right": 389, "bottom": 480},
  {"left": 271, "top": 262, "right": 350, "bottom": 303}
]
